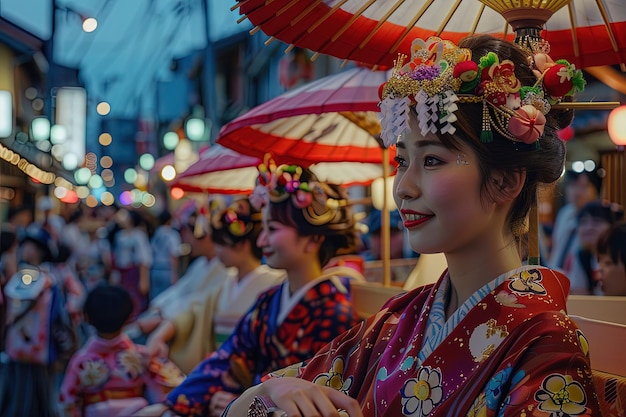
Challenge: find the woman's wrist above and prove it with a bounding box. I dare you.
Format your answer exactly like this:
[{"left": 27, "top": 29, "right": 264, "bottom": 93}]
[{"left": 221, "top": 384, "right": 266, "bottom": 416}]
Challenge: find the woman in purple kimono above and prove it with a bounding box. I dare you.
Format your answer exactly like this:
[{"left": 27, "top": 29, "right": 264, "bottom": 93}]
[
  {"left": 224, "top": 35, "right": 603, "bottom": 416},
  {"left": 137, "top": 163, "right": 362, "bottom": 417}
]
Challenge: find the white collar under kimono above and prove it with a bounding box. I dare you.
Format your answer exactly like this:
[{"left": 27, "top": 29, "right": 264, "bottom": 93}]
[
  {"left": 418, "top": 264, "right": 537, "bottom": 364},
  {"left": 277, "top": 271, "right": 348, "bottom": 326}
]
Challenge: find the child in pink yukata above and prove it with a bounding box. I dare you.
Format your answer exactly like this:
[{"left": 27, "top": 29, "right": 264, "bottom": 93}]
[{"left": 58, "top": 285, "right": 184, "bottom": 417}]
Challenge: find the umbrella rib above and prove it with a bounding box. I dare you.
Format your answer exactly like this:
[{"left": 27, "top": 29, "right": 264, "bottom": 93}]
[
  {"left": 308, "top": 0, "right": 350, "bottom": 34},
  {"left": 277, "top": 0, "right": 301, "bottom": 16},
  {"left": 566, "top": 2, "right": 580, "bottom": 60},
  {"left": 289, "top": 0, "right": 324, "bottom": 27},
  {"left": 230, "top": 1, "right": 249, "bottom": 12},
  {"left": 470, "top": 4, "right": 486, "bottom": 36},
  {"left": 594, "top": 0, "right": 622, "bottom": 63},
  {"left": 331, "top": 0, "right": 378, "bottom": 43},
  {"left": 389, "top": 0, "right": 436, "bottom": 54},
  {"left": 436, "top": 0, "right": 463, "bottom": 36},
  {"left": 358, "top": 0, "right": 407, "bottom": 49}
]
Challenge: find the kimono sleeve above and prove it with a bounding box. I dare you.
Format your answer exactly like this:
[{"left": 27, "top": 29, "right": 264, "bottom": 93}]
[
  {"left": 164, "top": 298, "right": 266, "bottom": 417},
  {"left": 266, "top": 312, "right": 386, "bottom": 403},
  {"left": 459, "top": 312, "right": 603, "bottom": 417},
  {"left": 143, "top": 356, "right": 186, "bottom": 404},
  {"left": 58, "top": 354, "right": 86, "bottom": 417}
]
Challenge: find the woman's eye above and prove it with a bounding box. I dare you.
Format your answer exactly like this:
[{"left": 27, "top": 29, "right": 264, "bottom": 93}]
[
  {"left": 424, "top": 156, "right": 441, "bottom": 167},
  {"left": 394, "top": 155, "right": 408, "bottom": 168}
]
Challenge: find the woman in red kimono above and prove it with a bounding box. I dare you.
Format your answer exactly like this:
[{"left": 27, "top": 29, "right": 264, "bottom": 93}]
[{"left": 224, "top": 35, "right": 603, "bottom": 417}]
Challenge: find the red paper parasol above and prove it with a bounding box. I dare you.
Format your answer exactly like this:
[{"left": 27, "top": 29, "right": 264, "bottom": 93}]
[{"left": 236, "top": 0, "right": 626, "bottom": 70}]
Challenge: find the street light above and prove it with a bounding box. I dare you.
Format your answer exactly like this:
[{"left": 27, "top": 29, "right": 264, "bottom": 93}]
[
  {"left": 185, "top": 117, "right": 205, "bottom": 141},
  {"left": 31, "top": 117, "right": 51, "bottom": 141}
]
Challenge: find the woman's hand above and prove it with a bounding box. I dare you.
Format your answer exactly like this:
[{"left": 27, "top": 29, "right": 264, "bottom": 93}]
[
  {"left": 146, "top": 335, "right": 169, "bottom": 358},
  {"left": 225, "top": 377, "right": 363, "bottom": 417},
  {"left": 209, "top": 391, "right": 238, "bottom": 417}
]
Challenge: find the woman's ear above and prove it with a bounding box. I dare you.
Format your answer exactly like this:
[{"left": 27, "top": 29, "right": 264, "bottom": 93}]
[
  {"left": 305, "top": 234, "right": 325, "bottom": 253},
  {"left": 490, "top": 170, "right": 526, "bottom": 204},
  {"left": 235, "top": 239, "right": 251, "bottom": 253}
]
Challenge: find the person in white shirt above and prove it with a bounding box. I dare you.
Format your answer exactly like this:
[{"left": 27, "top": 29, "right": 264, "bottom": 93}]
[{"left": 149, "top": 210, "right": 182, "bottom": 300}]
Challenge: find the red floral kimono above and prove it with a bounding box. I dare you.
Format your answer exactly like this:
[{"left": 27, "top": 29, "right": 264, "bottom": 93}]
[{"left": 269, "top": 266, "right": 603, "bottom": 416}]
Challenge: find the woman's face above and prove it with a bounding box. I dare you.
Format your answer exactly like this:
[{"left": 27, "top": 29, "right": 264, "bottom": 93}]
[
  {"left": 19, "top": 240, "right": 42, "bottom": 264},
  {"left": 597, "top": 253, "right": 626, "bottom": 296},
  {"left": 213, "top": 242, "right": 239, "bottom": 268},
  {"left": 577, "top": 215, "right": 611, "bottom": 251},
  {"left": 257, "top": 207, "right": 312, "bottom": 270},
  {"left": 393, "top": 130, "right": 498, "bottom": 256},
  {"left": 566, "top": 174, "right": 598, "bottom": 210}
]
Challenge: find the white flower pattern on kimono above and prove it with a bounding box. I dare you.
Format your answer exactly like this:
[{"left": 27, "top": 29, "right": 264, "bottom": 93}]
[
  {"left": 400, "top": 366, "right": 443, "bottom": 416},
  {"left": 494, "top": 291, "right": 525, "bottom": 308},
  {"left": 469, "top": 319, "right": 508, "bottom": 363},
  {"left": 312, "top": 356, "right": 353, "bottom": 394},
  {"left": 535, "top": 373, "right": 587, "bottom": 416},
  {"left": 116, "top": 349, "right": 145, "bottom": 379},
  {"left": 78, "top": 359, "right": 110, "bottom": 388}
]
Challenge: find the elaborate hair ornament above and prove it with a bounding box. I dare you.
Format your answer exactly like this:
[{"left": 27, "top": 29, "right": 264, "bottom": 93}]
[
  {"left": 250, "top": 155, "right": 349, "bottom": 228},
  {"left": 378, "top": 36, "right": 586, "bottom": 148},
  {"left": 211, "top": 199, "right": 261, "bottom": 237}
]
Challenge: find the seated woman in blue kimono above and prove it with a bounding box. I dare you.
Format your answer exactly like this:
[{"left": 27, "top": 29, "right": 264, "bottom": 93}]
[{"left": 136, "top": 162, "right": 362, "bottom": 417}]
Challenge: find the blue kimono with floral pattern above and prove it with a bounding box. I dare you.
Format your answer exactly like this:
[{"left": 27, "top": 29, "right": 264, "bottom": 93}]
[{"left": 165, "top": 275, "right": 360, "bottom": 416}]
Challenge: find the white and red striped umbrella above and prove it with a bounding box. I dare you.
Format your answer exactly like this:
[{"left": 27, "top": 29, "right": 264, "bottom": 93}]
[
  {"left": 172, "top": 144, "right": 388, "bottom": 194},
  {"left": 216, "top": 66, "right": 394, "bottom": 167},
  {"left": 236, "top": 0, "right": 626, "bottom": 70}
]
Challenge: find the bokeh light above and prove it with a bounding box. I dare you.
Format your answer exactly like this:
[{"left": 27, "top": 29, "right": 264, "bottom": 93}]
[
  {"left": 124, "top": 168, "right": 137, "bottom": 184},
  {"left": 163, "top": 131, "right": 179, "bottom": 150},
  {"left": 160, "top": 165, "right": 176, "bottom": 181},
  {"left": 139, "top": 153, "right": 155, "bottom": 171},
  {"left": 96, "top": 102, "right": 111, "bottom": 115},
  {"left": 100, "top": 191, "right": 115, "bottom": 206},
  {"left": 100, "top": 155, "right": 113, "bottom": 168},
  {"left": 88, "top": 174, "right": 104, "bottom": 189},
  {"left": 74, "top": 167, "right": 92, "bottom": 184},
  {"left": 170, "top": 187, "right": 185, "bottom": 200},
  {"left": 82, "top": 17, "right": 98, "bottom": 32},
  {"left": 99, "top": 133, "right": 112, "bottom": 146},
  {"left": 119, "top": 190, "right": 133, "bottom": 206}
]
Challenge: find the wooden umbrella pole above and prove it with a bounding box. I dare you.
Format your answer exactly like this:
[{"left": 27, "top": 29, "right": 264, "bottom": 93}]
[
  {"left": 382, "top": 147, "right": 391, "bottom": 287},
  {"left": 528, "top": 198, "right": 540, "bottom": 266}
]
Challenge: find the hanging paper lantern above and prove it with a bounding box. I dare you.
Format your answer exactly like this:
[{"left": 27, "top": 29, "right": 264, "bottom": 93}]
[{"left": 608, "top": 105, "right": 626, "bottom": 147}]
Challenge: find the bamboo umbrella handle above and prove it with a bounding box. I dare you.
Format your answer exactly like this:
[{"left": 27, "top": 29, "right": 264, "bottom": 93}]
[{"left": 382, "top": 147, "right": 391, "bottom": 287}]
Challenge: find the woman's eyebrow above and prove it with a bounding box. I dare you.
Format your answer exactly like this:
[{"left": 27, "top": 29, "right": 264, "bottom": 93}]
[
  {"left": 397, "top": 138, "right": 446, "bottom": 150},
  {"left": 416, "top": 139, "right": 446, "bottom": 149}
]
